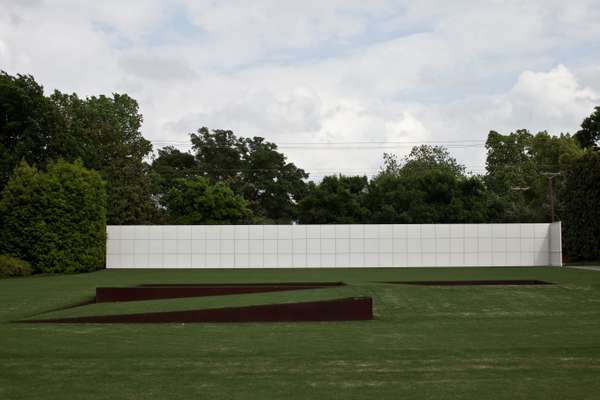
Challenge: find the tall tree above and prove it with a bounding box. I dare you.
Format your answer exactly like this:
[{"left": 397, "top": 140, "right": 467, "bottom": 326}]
[
  {"left": 237, "top": 136, "right": 308, "bottom": 223},
  {"left": 485, "top": 130, "right": 535, "bottom": 196},
  {"left": 574, "top": 106, "right": 600, "bottom": 149},
  {"left": 298, "top": 175, "right": 369, "bottom": 224},
  {"left": 368, "top": 145, "right": 503, "bottom": 223},
  {"left": 0, "top": 72, "right": 65, "bottom": 190},
  {"left": 190, "top": 127, "right": 308, "bottom": 223},
  {"left": 160, "top": 177, "right": 252, "bottom": 224},
  {"left": 150, "top": 146, "right": 199, "bottom": 194},
  {"left": 51, "top": 92, "right": 157, "bottom": 224},
  {"left": 367, "top": 169, "right": 500, "bottom": 224},
  {"left": 485, "top": 130, "right": 582, "bottom": 222},
  {"left": 190, "top": 127, "right": 244, "bottom": 182},
  {"left": 562, "top": 151, "right": 600, "bottom": 261},
  {"left": 400, "top": 145, "right": 466, "bottom": 177}
]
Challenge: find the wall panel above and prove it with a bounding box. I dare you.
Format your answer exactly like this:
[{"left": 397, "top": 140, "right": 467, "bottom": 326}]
[{"left": 106, "top": 223, "right": 563, "bottom": 268}]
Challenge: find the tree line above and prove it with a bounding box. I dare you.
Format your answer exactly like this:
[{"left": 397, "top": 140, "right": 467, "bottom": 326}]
[{"left": 1, "top": 71, "right": 599, "bottom": 269}]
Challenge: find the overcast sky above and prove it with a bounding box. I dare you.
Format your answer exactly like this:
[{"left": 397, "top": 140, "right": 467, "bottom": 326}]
[{"left": 1, "top": 0, "right": 599, "bottom": 179}]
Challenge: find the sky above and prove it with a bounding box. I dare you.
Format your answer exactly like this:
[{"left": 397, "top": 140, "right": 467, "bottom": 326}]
[{"left": 1, "top": 0, "right": 599, "bottom": 179}]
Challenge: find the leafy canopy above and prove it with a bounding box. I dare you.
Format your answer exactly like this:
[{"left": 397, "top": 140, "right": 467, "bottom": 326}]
[
  {"left": 380, "top": 145, "right": 466, "bottom": 178},
  {"left": 298, "top": 175, "right": 370, "bottom": 224},
  {"left": 160, "top": 176, "right": 252, "bottom": 225},
  {"left": 562, "top": 151, "right": 600, "bottom": 261},
  {"left": 165, "top": 127, "right": 310, "bottom": 223},
  {"left": 485, "top": 129, "right": 582, "bottom": 222},
  {"left": 51, "top": 91, "right": 156, "bottom": 224},
  {"left": 574, "top": 106, "right": 600, "bottom": 149},
  {"left": 0, "top": 160, "right": 106, "bottom": 273},
  {"left": 0, "top": 71, "right": 64, "bottom": 190}
]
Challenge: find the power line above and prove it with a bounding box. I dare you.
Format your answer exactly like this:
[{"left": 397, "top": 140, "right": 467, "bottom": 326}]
[
  {"left": 150, "top": 139, "right": 486, "bottom": 145},
  {"left": 150, "top": 142, "right": 487, "bottom": 151}
]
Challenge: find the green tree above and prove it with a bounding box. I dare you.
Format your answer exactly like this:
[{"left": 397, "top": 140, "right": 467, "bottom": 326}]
[
  {"left": 298, "top": 175, "right": 369, "bottom": 224},
  {"left": 51, "top": 92, "right": 157, "bottom": 224},
  {"left": 485, "top": 130, "right": 582, "bottom": 222},
  {"left": 400, "top": 145, "right": 466, "bottom": 177},
  {"left": 367, "top": 145, "right": 504, "bottom": 224},
  {"left": 160, "top": 176, "right": 252, "bottom": 224},
  {"left": 190, "top": 127, "right": 308, "bottom": 223},
  {"left": 562, "top": 151, "right": 600, "bottom": 261},
  {"left": 485, "top": 130, "right": 535, "bottom": 195},
  {"left": 366, "top": 170, "right": 500, "bottom": 224},
  {"left": 237, "top": 136, "right": 308, "bottom": 223},
  {"left": 190, "top": 128, "right": 244, "bottom": 182},
  {"left": 379, "top": 152, "right": 402, "bottom": 176},
  {"left": 0, "top": 160, "right": 106, "bottom": 273},
  {"left": 0, "top": 72, "right": 66, "bottom": 191},
  {"left": 150, "top": 146, "right": 199, "bottom": 194},
  {"left": 574, "top": 106, "right": 600, "bottom": 149}
]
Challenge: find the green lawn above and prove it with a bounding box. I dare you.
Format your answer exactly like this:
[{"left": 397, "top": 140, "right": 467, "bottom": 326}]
[{"left": 2, "top": 267, "right": 600, "bottom": 399}]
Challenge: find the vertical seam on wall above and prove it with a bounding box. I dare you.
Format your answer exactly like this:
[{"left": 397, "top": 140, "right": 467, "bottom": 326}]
[
  {"left": 261, "top": 225, "right": 265, "bottom": 268},
  {"left": 548, "top": 223, "right": 552, "bottom": 266},
  {"left": 405, "top": 226, "right": 409, "bottom": 267},
  {"left": 518, "top": 224, "right": 522, "bottom": 266},
  {"left": 491, "top": 223, "right": 494, "bottom": 267},
  {"left": 422, "top": 224, "right": 425, "bottom": 267},
  {"left": 434, "top": 224, "right": 438, "bottom": 267},
  {"left": 319, "top": 224, "right": 322, "bottom": 268},
  {"left": 392, "top": 224, "right": 395, "bottom": 267},
  {"left": 475, "top": 224, "right": 479, "bottom": 267},
  {"left": 375, "top": 224, "right": 382, "bottom": 267},
  {"left": 334, "top": 225, "right": 337, "bottom": 268}
]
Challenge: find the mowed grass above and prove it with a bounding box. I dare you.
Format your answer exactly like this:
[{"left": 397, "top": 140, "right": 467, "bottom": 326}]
[
  {"left": 1, "top": 267, "right": 600, "bottom": 400},
  {"left": 26, "top": 285, "right": 361, "bottom": 320}
]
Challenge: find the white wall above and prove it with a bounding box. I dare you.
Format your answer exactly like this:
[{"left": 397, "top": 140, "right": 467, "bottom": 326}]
[
  {"left": 549, "top": 221, "right": 562, "bottom": 267},
  {"left": 106, "top": 223, "right": 562, "bottom": 268}
]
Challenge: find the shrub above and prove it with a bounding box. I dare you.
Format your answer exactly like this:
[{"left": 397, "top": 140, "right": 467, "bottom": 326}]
[
  {"left": 0, "top": 160, "right": 107, "bottom": 273},
  {"left": 0, "top": 255, "right": 32, "bottom": 278},
  {"left": 563, "top": 151, "right": 600, "bottom": 261}
]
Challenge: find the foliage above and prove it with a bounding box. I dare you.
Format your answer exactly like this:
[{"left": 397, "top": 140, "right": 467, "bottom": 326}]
[
  {"left": 0, "top": 255, "right": 32, "bottom": 278},
  {"left": 0, "top": 71, "right": 158, "bottom": 225},
  {"left": 574, "top": 106, "right": 600, "bottom": 149},
  {"left": 3, "top": 70, "right": 599, "bottom": 246},
  {"left": 0, "top": 160, "right": 106, "bottom": 273},
  {"left": 0, "top": 71, "right": 65, "bottom": 191},
  {"left": 301, "top": 146, "right": 501, "bottom": 225},
  {"left": 562, "top": 151, "right": 600, "bottom": 261},
  {"left": 50, "top": 92, "right": 157, "bottom": 224},
  {"left": 239, "top": 136, "right": 309, "bottom": 222},
  {"left": 150, "top": 146, "right": 199, "bottom": 194},
  {"left": 366, "top": 170, "right": 502, "bottom": 224},
  {"left": 160, "top": 176, "right": 252, "bottom": 224},
  {"left": 188, "top": 127, "right": 308, "bottom": 223},
  {"left": 190, "top": 128, "right": 245, "bottom": 182},
  {"left": 374, "top": 145, "right": 495, "bottom": 221},
  {"left": 485, "top": 130, "right": 582, "bottom": 222},
  {"left": 394, "top": 145, "right": 466, "bottom": 177},
  {"left": 298, "top": 175, "right": 369, "bottom": 224}
]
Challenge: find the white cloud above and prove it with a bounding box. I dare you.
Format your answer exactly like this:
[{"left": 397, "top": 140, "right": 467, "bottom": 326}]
[
  {"left": 507, "top": 64, "right": 599, "bottom": 131},
  {"left": 120, "top": 54, "right": 197, "bottom": 81},
  {"left": 1, "top": 0, "right": 599, "bottom": 179}
]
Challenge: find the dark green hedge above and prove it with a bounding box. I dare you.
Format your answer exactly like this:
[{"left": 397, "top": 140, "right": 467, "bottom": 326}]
[
  {"left": 563, "top": 151, "right": 600, "bottom": 261},
  {"left": 0, "top": 160, "right": 107, "bottom": 273}
]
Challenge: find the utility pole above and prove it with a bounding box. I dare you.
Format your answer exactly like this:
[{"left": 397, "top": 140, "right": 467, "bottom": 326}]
[{"left": 541, "top": 172, "right": 560, "bottom": 222}]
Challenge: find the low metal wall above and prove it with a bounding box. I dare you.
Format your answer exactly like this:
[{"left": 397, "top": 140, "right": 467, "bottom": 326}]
[{"left": 106, "top": 222, "right": 562, "bottom": 268}]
